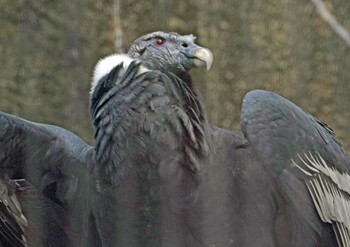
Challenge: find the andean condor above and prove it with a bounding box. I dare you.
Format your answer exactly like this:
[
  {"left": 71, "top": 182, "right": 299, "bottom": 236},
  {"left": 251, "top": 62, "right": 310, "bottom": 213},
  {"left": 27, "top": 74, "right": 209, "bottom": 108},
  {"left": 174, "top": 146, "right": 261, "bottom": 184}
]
[{"left": 0, "top": 31, "right": 349, "bottom": 247}]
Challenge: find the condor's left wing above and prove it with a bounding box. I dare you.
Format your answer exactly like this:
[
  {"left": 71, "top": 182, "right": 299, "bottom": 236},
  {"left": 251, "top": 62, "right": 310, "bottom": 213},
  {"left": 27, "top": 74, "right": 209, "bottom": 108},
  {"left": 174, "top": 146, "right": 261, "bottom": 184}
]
[{"left": 241, "top": 89, "right": 350, "bottom": 247}]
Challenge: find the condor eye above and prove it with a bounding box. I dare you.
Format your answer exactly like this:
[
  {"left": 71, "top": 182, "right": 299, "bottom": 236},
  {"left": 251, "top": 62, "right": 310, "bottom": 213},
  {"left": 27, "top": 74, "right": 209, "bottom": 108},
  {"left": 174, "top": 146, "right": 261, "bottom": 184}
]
[{"left": 155, "top": 38, "right": 165, "bottom": 46}]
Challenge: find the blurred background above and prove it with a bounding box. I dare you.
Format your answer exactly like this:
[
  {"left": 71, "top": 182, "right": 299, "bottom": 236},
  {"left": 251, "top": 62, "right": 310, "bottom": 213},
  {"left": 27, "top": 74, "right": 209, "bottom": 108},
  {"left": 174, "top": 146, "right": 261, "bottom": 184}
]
[{"left": 0, "top": 0, "right": 349, "bottom": 151}]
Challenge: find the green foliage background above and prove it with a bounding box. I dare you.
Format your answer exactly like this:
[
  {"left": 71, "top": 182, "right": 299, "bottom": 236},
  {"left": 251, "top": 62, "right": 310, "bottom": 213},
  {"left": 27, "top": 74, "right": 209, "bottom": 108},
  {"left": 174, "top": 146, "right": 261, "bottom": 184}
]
[{"left": 0, "top": 0, "right": 349, "bottom": 151}]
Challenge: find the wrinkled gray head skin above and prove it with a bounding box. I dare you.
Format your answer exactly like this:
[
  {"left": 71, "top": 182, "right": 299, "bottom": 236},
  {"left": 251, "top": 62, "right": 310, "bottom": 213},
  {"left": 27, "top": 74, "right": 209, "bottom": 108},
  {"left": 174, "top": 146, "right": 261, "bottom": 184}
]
[{"left": 127, "top": 31, "right": 213, "bottom": 75}]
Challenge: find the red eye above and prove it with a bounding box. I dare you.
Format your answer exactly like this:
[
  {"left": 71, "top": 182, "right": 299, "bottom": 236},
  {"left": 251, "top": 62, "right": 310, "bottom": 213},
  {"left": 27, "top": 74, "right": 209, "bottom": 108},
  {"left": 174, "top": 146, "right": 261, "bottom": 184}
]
[{"left": 155, "top": 38, "right": 165, "bottom": 46}]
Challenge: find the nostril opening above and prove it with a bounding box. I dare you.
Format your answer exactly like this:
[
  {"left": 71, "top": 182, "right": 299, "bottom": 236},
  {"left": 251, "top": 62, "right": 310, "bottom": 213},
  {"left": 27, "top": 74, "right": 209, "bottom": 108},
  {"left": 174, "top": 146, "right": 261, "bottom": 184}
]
[{"left": 182, "top": 43, "right": 188, "bottom": 48}]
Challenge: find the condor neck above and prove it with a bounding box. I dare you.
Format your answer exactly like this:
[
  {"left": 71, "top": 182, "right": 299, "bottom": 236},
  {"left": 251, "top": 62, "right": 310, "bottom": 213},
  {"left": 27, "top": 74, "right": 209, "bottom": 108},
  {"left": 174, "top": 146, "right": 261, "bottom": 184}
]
[{"left": 178, "top": 71, "right": 194, "bottom": 89}]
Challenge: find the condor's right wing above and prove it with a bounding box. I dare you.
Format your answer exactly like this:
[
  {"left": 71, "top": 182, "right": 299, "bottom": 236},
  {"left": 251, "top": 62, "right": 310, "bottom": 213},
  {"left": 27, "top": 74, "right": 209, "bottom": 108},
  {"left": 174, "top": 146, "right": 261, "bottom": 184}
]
[{"left": 0, "top": 112, "right": 96, "bottom": 247}]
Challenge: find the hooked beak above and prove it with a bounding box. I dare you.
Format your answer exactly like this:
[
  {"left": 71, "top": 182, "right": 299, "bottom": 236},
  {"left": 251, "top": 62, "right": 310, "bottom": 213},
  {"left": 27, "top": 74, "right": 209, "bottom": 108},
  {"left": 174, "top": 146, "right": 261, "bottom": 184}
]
[{"left": 183, "top": 46, "right": 213, "bottom": 71}]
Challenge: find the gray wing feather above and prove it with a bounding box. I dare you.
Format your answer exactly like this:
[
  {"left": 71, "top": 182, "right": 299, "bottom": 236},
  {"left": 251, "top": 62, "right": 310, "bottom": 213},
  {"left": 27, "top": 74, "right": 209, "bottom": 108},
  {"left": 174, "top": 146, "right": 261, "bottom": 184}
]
[
  {"left": 0, "top": 179, "right": 27, "bottom": 247},
  {"left": 293, "top": 153, "right": 350, "bottom": 247},
  {"left": 0, "top": 111, "right": 95, "bottom": 246},
  {"left": 241, "top": 89, "right": 350, "bottom": 247}
]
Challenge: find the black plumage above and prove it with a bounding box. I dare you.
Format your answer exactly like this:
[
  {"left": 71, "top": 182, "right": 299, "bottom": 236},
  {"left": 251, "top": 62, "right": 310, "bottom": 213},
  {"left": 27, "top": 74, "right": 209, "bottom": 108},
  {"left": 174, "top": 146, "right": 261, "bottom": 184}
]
[{"left": 0, "top": 31, "right": 349, "bottom": 247}]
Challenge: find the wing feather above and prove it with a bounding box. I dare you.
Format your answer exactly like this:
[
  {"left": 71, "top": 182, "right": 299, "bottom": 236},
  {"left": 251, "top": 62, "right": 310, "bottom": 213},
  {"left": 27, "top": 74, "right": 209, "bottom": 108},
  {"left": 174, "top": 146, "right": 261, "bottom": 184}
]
[
  {"left": 0, "top": 179, "right": 27, "bottom": 247},
  {"left": 0, "top": 111, "right": 95, "bottom": 246},
  {"left": 293, "top": 153, "right": 350, "bottom": 247},
  {"left": 241, "top": 89, "right": 350, "bottom": 247}
]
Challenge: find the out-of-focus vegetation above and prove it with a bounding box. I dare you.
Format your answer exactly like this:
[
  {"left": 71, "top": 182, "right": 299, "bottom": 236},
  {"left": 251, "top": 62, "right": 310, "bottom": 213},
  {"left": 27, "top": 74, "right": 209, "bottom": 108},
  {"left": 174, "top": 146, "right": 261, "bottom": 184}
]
[{"left": 0, "top": 0, "right": 349, "bottom": 151}]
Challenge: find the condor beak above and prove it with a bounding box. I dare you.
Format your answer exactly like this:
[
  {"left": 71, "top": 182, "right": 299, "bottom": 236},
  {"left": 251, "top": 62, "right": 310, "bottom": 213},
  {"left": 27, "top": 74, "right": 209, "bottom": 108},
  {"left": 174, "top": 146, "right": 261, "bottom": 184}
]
[
  {"left": 192, "top": 47, "right": 213, "bottom": 70},
  {"left": 183, "top": 46, "right": 213, "bottom": 71}
]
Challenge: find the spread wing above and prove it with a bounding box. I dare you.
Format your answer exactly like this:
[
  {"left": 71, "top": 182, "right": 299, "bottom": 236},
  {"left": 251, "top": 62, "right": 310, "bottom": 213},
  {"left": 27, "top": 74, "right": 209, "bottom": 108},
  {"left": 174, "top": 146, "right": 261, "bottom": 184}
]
[
  {"left": 0, "top": 112, "right": 96, "bottom": 246},
  {"left": 241, "top": 89, "right": 350, "bottom": 247}
]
